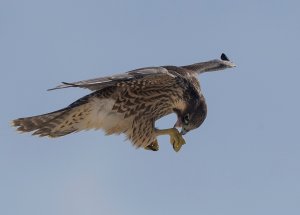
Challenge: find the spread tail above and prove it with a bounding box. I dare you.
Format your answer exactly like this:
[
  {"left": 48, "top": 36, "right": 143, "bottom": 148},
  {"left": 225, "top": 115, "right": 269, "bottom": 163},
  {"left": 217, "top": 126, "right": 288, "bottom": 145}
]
[
  {"left": 12, "top": 101, "right": 92, "bottom": 137},
  {"left": 12, "top": 108, "right": 74, "bottom": 137}
]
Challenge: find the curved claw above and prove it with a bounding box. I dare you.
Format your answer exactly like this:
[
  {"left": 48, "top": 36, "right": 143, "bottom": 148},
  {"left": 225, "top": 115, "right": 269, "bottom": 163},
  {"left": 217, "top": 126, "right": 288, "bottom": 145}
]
[
  {"left": 170, "top": 129, "right": 186, "bottom": 152},
  {"left": 145, "top": 139, "right": 159, "bottom": 151},
  {"left": 155, "top": 128, "right": 186, "bottom": 152}
]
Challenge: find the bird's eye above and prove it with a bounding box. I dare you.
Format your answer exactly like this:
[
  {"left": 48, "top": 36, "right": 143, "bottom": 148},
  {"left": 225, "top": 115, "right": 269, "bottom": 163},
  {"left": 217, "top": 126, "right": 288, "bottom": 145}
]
[{"left": 184, "top": 114, "right": 189, "bottom": 124}]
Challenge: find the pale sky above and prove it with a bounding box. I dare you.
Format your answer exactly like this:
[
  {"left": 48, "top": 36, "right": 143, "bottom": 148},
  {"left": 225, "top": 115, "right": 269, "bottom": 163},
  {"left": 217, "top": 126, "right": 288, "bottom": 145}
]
[{"left": 1, "top": 0, "right": 300, "bottom": 215}]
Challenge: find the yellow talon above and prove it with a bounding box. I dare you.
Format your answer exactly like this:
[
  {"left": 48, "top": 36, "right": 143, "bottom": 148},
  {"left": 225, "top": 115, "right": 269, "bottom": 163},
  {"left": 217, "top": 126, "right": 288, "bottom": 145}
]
[
  {"left": 145, "top": 139, "right": 159, "bottom": 151},
  {"left": 170, "top": 129, "right": 186, "bottom": 152},
  {"left": 155, "top": 128, "right": 186, "bottom": 152}
]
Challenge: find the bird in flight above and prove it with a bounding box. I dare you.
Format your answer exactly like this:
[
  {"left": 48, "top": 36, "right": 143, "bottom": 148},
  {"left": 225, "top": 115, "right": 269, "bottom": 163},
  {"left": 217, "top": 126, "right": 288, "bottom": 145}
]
[{"left": 12, "top": 53, "right": 236, "bottom": 152}]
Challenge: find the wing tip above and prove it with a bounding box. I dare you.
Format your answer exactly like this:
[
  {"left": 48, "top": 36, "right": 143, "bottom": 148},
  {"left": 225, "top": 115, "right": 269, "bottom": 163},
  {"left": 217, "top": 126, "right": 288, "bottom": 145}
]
[
  {"left": 221, "top": 53, "right": 230, "bottom": 61},
  {"left": 47, "top": 82, "right": 75, "bottom": 91}
]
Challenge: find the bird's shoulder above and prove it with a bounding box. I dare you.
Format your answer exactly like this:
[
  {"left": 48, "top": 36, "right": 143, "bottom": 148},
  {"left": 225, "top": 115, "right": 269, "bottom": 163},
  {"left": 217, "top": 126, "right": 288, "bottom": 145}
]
[{"left": 163, "top": 65, "right": 201, "bottom": 93}]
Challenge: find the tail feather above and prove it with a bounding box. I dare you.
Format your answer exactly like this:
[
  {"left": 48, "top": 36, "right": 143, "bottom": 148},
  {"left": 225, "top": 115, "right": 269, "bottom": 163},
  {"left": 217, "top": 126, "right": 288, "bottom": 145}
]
[
  {"left": 11, "top": 106, "right": 88, "bottom": 137},
  {"left": 12, "top": 109, "right": 68, "bottom": 133}
]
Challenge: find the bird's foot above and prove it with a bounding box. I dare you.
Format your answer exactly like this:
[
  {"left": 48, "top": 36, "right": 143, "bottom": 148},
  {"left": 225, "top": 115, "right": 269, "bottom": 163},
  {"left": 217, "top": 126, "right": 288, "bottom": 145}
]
[
  {"left": 169, "top": 128, "right": 186, "bottom": 152},
  {"left": 155, "top": 128, "right": 186, "bottom": 152},
  {"left": 144, "top": 140, "right": 159, "bottom": 151}
]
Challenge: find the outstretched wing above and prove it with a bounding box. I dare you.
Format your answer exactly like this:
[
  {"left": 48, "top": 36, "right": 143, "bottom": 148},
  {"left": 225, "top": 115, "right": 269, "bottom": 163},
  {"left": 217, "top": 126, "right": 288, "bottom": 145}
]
[{"left": 48, "top": 67, "right": 174, "bottom": 91}]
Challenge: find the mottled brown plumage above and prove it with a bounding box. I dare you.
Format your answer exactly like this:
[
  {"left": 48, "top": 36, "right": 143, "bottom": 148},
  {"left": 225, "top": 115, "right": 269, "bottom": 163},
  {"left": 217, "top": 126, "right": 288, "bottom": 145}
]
[{"left": 12, "top": 53, "right": 236, "bottom": 152}]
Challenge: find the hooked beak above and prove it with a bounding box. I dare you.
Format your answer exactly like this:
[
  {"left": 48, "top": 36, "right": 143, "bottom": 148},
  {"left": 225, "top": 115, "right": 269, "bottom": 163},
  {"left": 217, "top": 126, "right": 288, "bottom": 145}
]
[{"left": 180, "top": 128, "right": 188, "bottom": 135}]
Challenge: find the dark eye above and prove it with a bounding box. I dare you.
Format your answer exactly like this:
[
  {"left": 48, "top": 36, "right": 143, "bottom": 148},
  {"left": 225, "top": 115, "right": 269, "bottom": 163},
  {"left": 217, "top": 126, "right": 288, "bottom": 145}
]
[{"left": 183, "top": 114, "right": 189, "bottom": 124}]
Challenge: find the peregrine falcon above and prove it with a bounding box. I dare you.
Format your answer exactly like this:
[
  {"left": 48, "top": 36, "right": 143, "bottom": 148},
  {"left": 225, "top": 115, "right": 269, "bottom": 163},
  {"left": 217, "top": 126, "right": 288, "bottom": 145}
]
[{"left": 12, "top": 53, "right": 236, "bottom": 152}]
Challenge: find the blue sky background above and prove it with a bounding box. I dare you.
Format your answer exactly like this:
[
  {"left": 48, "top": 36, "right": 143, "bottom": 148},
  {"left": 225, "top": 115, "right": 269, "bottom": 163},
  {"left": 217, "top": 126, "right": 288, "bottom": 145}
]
[{"left": 1, "top": 0, "right": 300, "bottom": 214}]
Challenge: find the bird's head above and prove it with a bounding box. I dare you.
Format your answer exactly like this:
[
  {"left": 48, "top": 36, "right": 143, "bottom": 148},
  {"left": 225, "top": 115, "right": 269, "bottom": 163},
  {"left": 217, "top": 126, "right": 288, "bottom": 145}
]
[{"left": 174, "top": 97, "right": 207, "bottom": 135}]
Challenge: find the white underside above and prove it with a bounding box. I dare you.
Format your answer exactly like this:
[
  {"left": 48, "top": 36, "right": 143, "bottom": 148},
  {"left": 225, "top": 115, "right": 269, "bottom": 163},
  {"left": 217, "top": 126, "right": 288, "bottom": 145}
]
[{"left": 77, "top": 98, "right": 129, "bottom": 134}]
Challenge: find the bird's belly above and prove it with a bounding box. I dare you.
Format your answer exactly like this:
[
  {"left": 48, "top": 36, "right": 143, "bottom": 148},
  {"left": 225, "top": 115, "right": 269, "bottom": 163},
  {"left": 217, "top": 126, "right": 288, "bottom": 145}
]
[{"left": 81, "top": 98, "right": 130, "bottom": 135}]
